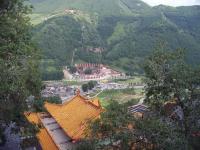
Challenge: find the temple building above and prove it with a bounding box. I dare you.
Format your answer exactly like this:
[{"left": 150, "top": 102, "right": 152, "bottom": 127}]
[{"left": 24, "top": 91, "right": 104, "bottom": 150}]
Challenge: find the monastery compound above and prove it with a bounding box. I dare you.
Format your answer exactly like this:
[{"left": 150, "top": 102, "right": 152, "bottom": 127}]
[{"left": 64, "top": 63, "right": 126, "bottom": 81}]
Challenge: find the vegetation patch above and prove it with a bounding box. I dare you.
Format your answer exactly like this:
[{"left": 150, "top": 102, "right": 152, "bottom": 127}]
[{"left": 98, "top": 88, "right": 140, "bottom": 107}]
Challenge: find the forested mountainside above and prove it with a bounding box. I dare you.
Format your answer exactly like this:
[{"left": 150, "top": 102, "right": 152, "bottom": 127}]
[
  {"left": 29, "top": 0, "right": 150, "bottom": 17},
  {"left": 30, "top": 0, "right": 200, "bottom": 76}
]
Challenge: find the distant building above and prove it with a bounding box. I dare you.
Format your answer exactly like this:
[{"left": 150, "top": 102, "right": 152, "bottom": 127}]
[
  {"left": 64, "top": 9, "right": 76, "bottom": 14},
  {"left": 24, "top": 90, "right": 104, "bottom": 150},
  {"left": 128, "top": 104, "right": 148, "bottom": 118},
  {"left": 73, "top": 63, "right": 124, "bottom": 81}
]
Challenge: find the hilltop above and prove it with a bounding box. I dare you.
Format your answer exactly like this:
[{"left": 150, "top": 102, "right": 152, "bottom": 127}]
[{"left": 29, "top": 0, "right": 150, "bottom": 15}]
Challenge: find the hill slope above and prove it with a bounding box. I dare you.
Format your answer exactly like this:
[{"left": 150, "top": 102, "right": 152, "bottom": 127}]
[
  {"left": 33, "top": 15, "right": 103, "bottom": 65},
  {"left": 29, "top": 0, "right": 151, "bottom": 24},
  {"left": 30, "top": 0, "right": 200, "bottom": 75},
  {"left": 30, "top": 0, "right": 150, "bottom": 15}
]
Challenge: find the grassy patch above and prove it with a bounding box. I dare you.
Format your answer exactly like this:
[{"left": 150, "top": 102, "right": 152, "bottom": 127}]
[
  {"left": 134, "top": 88, "right": 144, "bottom": 94},
  {"left": 30, "top": 13, "right": 45, "bottom": 25},
  {"left": 112, "top": 76, "right": 145, "bottom": 84},
  {"left": 63, "top": 80, "right": 87, "bottom": 86},
  {"left": 98, "top": 88, "right": 141, "bottom": 107}
]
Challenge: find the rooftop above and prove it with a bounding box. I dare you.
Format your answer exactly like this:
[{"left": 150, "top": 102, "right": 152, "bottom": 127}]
[
  {"left": 25, "top": 92, "right": 103, "bottom": 150},
  {"left": 44, "top": 94, "right": 103, "bottom": 140}
]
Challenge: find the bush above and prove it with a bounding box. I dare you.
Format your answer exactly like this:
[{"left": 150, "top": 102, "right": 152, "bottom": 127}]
[
  {"left": 76, "top": 141, "right": 95, "bottom": 150},
  {"left": 69, "top": 66, "right": 77, "bottom": 74},
  {"left": 88, "top": 81, "right": 97, "bottom": 90},
  {"left": 82, "top": 84, "right": 89, "bottom": 92},
  {"left": 82, "top": 81, "right": 97, "bottom": 92}
]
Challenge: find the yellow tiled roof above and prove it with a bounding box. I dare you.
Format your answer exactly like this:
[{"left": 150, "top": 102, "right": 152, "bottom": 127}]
[
  {"left": 91, "top": 97, "right": 102, "bottom": 108},
  {"left": 24, "top": 112, "right": 58, "bottom": 150},
  {"left": 24, "top": 112, "right": 40, "bottom": 124},
  {"left": 44, "top": 95, "right": 103, "bottom": 140},
  {"left": 37, "top": 128, "right": 58, "bottom": 150}
]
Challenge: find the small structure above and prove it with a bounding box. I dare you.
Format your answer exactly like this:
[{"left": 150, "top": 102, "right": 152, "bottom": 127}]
[
  {"left": 25, "top": 90, "right": 104, "bottom": 150},
  {"left": 128, "top": 104, "right": 148, "bottom": 118},
  {"left": 64, "top": 9, "right": 76, "bottom": 14},
  {"left": 87, "top": 47, "right": 104, "bottom": 53}
]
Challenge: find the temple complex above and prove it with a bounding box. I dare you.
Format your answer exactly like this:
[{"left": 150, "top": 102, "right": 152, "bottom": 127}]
[
  {"left": 72, "top": 63, "right": 124, "bottom": 80},
  {"left": 25, "top": 90, "right": 104, "bottom": 150}
]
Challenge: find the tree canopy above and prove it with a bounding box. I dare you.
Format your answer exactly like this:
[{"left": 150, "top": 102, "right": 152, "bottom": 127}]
[
  {"left": 0, "top": 0, "right": 41, "bottom": 141},
  {"left": 143, "top": 47, "right": 200, "bottom": 149}
]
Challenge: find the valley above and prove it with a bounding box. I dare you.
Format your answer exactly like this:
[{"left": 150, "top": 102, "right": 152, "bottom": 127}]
[
  {"left": 1, "top": 0, "right": 200, "bottom": 149},
  {"left": 41, "top": 75, "right": 144, "bottom": 107},
  {"left": 29, "top": 0, "right": 200, "bottom": 115},
  {"left": 29, "top": 0, "right": 200, "bottom": 79}
]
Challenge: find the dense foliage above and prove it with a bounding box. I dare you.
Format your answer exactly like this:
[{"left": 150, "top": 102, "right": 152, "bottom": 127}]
[
  {"left": 40, "top": 59, "right": 63, "bottom": 81},
  {"left": 0, "top": 0, "right": 41, "bottom": 144},
  {"left": 80, "top": 100, "right": 189, "bottom": 150},
  {"left": 82, "top": 81, "right": 97, "bottom": 92},
  {"left": 143, "top": 48, "right": 200, "bottom": 149}
]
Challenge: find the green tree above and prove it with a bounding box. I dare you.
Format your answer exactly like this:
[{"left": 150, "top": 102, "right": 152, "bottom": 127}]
[
  {"left": 143, "top": 47, "right": 200, "bottom": 149},
  {"left": 136, "top": 116, "right": 189, "bottom": 150},
  {"left": 0, "top": 0, "right": 41, "bottom": 139},
  {"left": 87, "top": 101, "right": 191, "bottom": 150},
  {"left": 82, "top": 84, "right": 88, "bottom": 92},
  {"left": 87, "top": 101, "right": 138, "bottom": 150},
  {"left": 69, "top": 66, "right": 77, "bottom": 74},
  {"left": 88, "top": 81, "right": 97, "bottom": 90}
]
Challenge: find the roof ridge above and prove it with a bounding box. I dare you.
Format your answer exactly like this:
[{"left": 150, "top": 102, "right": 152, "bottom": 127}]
[
  {"left": 87, "top": 100, "right": 101, "bottom": 109},
  {"left": 44, "top": 94, "right": 104, "bottom": 140},
  {"left": 62, "top": 94, "right": 87, "bottom": 105},
  {"left": 63, "top": 94, "right": 102, "bottom": 110},
  {"left": 91, "top": 98, "right": 102, "bottom": 108},
  {"left": 44, "top": 101, "right": 62, "bottom": 107},
  {"left": 80, "top": 96, "right": 103, "bottom": 110}
]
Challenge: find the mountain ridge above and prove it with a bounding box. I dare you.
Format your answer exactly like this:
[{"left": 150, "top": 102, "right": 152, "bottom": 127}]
[
  {"left": 29, "top": 0, "right": 152, "bottom": 24},
  {"left": 30, "top": 0, "right": 200, "bottom": 76}
]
